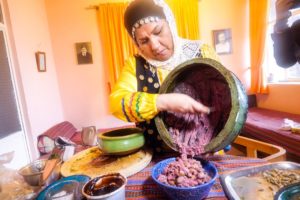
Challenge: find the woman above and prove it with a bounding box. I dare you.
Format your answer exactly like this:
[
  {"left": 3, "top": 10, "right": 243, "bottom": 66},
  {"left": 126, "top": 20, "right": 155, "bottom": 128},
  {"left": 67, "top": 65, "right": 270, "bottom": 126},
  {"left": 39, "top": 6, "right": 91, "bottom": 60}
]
[
  {"left": 272, "top": 0, "right": 300, "bottom": 68},
  {"left": 109, "top": 0, "right": 219, "bottom": 153}
]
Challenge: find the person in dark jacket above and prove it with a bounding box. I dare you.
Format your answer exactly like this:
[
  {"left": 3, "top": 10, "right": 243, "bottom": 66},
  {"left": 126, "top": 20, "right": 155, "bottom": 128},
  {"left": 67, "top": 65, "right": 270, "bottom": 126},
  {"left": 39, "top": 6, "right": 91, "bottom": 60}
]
[{"left": 272, "top": 0, "right": 300, "bottom": 68}]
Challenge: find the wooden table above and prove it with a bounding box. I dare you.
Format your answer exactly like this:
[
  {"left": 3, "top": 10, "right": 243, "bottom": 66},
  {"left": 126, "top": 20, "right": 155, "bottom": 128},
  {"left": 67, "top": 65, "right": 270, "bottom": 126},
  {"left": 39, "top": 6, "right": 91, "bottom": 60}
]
[
  {"left": 41, "top": 133, "right": 269, "bottom": 199},
  {"left": 125, "top": 154, "right": 267, "bottom": 200}
]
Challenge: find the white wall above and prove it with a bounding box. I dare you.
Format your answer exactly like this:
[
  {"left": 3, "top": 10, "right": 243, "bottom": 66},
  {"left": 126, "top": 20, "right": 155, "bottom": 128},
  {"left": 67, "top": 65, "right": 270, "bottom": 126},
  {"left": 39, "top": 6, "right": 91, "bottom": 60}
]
[
  {"left": 4, "top": 0, "right": 64, "bottom": 158},
  {"left": 199, "top": 0, "right": 250, "bottom": 89},
  {"left": 3, "top": 0, "right": 130, "bottom": 160},
  {"left": 45, "top": 0, "right": 110, "bottom": 129}
]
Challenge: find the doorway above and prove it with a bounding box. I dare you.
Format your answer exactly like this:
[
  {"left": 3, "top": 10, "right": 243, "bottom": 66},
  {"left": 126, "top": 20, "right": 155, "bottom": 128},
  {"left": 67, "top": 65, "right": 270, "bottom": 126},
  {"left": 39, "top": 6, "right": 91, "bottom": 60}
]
[{"left": 0, "top": 2, "right": 30, "bottom": 169}]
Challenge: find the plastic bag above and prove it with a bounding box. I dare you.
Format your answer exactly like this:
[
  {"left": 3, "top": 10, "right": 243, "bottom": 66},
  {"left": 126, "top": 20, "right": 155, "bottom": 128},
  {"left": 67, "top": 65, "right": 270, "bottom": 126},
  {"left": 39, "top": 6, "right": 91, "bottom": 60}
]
[
  {"left": 280, "top": 118, "right": 300, "bottom": 131},
  {"left": 0, "top": 152, "right": 34, "bottom": 200}
]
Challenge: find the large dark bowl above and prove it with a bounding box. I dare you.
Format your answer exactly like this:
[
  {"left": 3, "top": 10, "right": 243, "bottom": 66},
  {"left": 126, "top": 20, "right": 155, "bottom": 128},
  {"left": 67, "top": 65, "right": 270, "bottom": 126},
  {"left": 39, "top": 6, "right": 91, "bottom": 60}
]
[
  {"left": 151, "top": 157, "right": 218, "bottom": 200},
  {"left": 155, "top": 58, "right": 248, "bottom": 154}
]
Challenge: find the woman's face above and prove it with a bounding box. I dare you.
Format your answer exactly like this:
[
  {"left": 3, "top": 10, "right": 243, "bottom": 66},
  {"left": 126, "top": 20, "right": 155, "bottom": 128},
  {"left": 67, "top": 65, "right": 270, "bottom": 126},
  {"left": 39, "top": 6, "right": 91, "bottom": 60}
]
[{"left": 134, "top": 19, "right": 174, "bottom": 61}]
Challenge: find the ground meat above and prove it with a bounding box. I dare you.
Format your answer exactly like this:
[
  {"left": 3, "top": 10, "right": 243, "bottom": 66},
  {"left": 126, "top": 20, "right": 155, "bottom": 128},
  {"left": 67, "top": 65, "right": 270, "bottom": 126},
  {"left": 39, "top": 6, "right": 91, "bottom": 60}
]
[
  {"left": 157, "top": 65, "right": 231, "bottom": 188},
  {"left": 157, "top": 155, "right": 211, "bottom": 187},
  {"left": 162, "top": 67, "right": 231, "bottom": 156}
]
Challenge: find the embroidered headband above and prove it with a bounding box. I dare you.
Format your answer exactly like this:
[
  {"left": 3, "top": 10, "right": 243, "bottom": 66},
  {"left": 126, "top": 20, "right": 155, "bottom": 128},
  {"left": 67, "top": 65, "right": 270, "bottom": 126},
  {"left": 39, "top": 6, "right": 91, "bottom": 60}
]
[
  {"left": 131, "top": 16, "right": 161, "bottom": 39},
  {"left": 124, "top": 0, "right": 166, "bottom": 40}
]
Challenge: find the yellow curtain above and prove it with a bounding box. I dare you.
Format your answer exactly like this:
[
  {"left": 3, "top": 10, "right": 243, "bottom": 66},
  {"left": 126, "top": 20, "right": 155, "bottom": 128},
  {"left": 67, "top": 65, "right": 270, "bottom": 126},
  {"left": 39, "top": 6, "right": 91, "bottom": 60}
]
[
  {"left": 166, "top": 0, "right": 200, "bottom": 39},
  {"left": 97, "top": 0, "right": 200, "bottom": 91},
  {"left": 97, "top": 2, "right": 136, "bottom": 93},
  {"left": 249, "top": 0, "right": 270, "bottom": 94}
]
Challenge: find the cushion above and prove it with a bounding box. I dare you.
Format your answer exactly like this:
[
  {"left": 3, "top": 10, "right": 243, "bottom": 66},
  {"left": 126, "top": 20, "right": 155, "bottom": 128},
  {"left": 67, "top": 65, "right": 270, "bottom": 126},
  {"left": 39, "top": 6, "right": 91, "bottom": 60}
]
[
  {"left": 37, "top": 121, "right": 77, "bottom": 155},
  {"left": 242, "top": 107, "right": 300, "bottom": 156}
]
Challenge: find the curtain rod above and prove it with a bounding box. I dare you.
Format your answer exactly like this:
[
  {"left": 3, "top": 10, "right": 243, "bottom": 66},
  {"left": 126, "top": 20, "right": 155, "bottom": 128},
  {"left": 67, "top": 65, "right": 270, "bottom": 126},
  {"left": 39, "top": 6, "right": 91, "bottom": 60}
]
[
  {"left": 86, "top": 0, "right": 131, "bottom": 9},
  {"left": 86, "top": 5, "right": 99, "bottom": 10}
]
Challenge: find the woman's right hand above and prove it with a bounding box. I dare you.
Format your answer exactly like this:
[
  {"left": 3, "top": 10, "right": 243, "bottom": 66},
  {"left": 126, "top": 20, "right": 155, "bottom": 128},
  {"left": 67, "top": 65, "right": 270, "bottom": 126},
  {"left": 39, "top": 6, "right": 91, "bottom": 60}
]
[
  {"left": 156, "top": 93, "right": 210, "bottom": 114},
  {"left": 275, "top": 0, "right": 294, "bottom": 20}
]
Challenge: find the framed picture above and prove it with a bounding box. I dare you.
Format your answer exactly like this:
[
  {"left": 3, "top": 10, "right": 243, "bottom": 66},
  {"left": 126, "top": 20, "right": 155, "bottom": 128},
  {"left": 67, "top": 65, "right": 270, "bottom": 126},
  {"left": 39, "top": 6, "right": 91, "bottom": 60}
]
[
  {"left": 213, "top": 29, "right": 232, "bottom": 55},
  {"left": 35, "top": 51, "right": 46, "bottom": 72},
  {"left": 75, "top": 42, "right": 93, "bottom": 65}
]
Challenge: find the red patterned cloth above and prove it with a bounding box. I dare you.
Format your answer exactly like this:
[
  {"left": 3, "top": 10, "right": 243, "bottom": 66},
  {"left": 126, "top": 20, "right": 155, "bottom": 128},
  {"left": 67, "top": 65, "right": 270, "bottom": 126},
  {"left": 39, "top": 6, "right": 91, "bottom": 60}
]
[
  {"left": 37, "top": 121, "right": 77, "bottom": 154},
  {"left": 38, "top": 124, "right": 136, "bottom": 157},
  {"left": 242, "top": 107, "right": 300, "bottom": 157},
  {"left": 70, "top": 125, "right": 136, "bottom": 145},
  {"left": 125, "top": 154, "right": 267, "bottom": 200},
  {"left": 70, "top": 125, "right": 137, "bottom": 152}
]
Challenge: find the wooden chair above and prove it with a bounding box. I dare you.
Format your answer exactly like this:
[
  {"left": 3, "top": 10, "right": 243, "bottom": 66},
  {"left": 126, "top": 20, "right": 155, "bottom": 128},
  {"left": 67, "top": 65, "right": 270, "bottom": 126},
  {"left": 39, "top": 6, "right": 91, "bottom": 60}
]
[{"left": 227, "top": 136, "right": 286, "bottom": 162}]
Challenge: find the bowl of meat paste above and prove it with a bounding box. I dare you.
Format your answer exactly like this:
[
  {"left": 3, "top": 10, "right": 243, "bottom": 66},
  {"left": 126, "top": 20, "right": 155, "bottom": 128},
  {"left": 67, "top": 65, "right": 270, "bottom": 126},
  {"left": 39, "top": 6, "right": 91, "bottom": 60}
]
[
  {"left": 151, "top": 156, "right": 218, "bottom": 200},
  {"left": 155, "top": 58, "right": 248, "bottom": 156}
]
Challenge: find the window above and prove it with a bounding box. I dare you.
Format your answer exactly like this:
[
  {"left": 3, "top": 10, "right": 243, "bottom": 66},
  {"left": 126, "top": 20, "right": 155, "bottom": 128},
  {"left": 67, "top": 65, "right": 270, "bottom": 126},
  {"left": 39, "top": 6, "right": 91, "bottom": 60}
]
[
  {"left": 264, "top": 0, "right": 300, "bottom": 83},
  {"left": 0, "top": 2, "right": 21, "bottom": 138},
  {"left": 0, "top": 31, "right": 21, "bottom": 138},
  {"left": 0, "top": 1, "right": 30, "bottom": 169},
  {"left": 0, "top": 3, "right": 3, "bottom": 24}
]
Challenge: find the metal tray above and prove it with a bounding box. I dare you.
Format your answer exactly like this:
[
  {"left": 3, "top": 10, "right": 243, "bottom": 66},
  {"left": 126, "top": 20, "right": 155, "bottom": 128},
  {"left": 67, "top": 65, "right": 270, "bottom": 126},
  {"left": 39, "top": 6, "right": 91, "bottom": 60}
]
[{"left": 220, "top": 161, "right": 300, "bottom": 200}]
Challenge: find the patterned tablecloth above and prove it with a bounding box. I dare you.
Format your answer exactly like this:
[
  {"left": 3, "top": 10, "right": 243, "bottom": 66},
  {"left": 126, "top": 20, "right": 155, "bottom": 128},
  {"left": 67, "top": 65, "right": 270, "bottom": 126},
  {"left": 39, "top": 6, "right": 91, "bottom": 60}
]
[{"left": 125, "top": 154, "right": 267, "bottom": 200}]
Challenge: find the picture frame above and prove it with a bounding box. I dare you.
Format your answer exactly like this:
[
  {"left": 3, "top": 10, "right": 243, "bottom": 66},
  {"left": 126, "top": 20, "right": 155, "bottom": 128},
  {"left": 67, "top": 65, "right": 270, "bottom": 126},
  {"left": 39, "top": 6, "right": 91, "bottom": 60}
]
[
  {"left": 35, "top": 51, "right": 46, "bottom": 72},
  {"left": 75, "top": 42, "right": 93, "bottom": 65},
  {"left": 213, "top": 29, "right": 232, "bottom": 55}
]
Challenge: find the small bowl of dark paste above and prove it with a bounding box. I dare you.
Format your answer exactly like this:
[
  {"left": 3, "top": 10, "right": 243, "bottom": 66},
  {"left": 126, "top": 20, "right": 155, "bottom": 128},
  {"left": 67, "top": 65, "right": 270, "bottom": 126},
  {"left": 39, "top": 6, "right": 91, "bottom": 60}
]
[
  {"left": 152, "top": 156, "right": 218, "bottom": 200},
  {"left": 82, "top": 173, "right": 127, "bottom": 200}
]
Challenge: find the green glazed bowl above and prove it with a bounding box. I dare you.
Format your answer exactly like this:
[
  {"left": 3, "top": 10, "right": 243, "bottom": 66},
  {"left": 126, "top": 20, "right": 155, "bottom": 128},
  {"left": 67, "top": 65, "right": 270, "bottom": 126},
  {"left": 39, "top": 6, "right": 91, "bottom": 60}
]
[{"left": 97, "top": 128, "right": 145, "bottom": 155}]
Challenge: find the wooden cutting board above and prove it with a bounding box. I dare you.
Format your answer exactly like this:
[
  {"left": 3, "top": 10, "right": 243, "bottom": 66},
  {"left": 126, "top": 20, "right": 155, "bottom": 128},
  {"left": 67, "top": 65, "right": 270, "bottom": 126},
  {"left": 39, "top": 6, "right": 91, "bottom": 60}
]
[{"left": 60, "top": 147, "right": 152, "bottom": 178}]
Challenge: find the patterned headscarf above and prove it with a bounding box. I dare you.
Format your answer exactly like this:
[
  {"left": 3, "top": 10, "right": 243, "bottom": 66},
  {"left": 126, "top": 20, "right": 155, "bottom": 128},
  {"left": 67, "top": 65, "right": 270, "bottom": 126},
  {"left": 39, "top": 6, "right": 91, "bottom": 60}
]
[{"left": 124, "top": 0, "right": 203, "bottom": 70}]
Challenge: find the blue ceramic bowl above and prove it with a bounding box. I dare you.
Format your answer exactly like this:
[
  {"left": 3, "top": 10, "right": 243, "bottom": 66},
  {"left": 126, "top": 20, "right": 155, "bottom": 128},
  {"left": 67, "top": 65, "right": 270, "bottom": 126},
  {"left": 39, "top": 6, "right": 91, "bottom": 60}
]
[
  {"left": 274, "top": 182, "right": 300, "bottom": 200},
  {"left": 37, "top": 174, "right": 90, "bottom": 200},
  {"left": 151, "top": 157, "right": 218, "bottom": 200}
]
